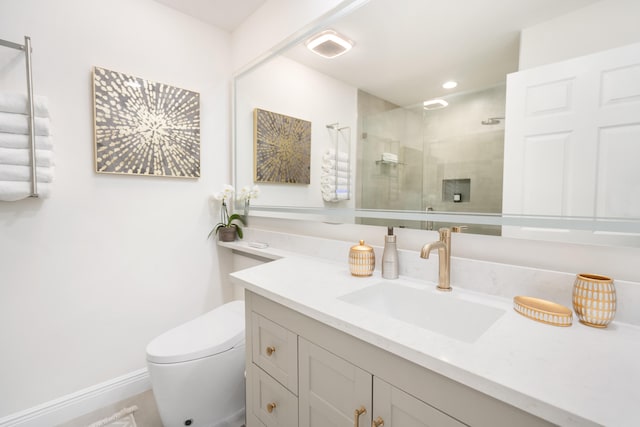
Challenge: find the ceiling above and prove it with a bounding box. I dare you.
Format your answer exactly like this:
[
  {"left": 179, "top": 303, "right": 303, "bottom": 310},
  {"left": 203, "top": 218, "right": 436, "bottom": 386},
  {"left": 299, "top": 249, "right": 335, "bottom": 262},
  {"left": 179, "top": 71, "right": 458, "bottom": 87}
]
[
  {"left": 154, "top": 0, "right": 600, "bottom": 106},
  {"left": 154, "top": 0, "right": 266, "bottom": 32},
  {"left": 283, "top": 0, "right": 600, "bottom": 106}
]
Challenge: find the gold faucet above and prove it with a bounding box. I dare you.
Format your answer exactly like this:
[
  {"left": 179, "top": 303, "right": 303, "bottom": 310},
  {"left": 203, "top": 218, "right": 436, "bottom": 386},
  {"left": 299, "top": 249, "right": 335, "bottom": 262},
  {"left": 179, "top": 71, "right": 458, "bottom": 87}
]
[{"left": 420, "top": 228, "right": 452, "bottom": 292}]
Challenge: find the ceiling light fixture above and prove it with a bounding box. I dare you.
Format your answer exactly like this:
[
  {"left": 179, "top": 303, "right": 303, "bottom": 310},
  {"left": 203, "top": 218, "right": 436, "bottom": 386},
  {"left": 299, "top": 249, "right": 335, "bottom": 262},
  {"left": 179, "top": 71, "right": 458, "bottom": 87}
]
[
  {"left": 306, "top": 30, "right": 353, "bottom": 59},
  {"left": 423, "top": 99, "right": 449, "bottom": 110},
  {"left": 442, "top": 80, "right": 458, "bottom": 89}
]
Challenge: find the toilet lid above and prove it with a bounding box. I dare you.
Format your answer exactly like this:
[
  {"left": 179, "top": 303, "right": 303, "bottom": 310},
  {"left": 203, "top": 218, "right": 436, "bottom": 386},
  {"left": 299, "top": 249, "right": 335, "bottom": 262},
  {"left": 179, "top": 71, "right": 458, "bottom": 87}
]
[{"left": 146, "top": 300, "right": 245, "bottom": 364}]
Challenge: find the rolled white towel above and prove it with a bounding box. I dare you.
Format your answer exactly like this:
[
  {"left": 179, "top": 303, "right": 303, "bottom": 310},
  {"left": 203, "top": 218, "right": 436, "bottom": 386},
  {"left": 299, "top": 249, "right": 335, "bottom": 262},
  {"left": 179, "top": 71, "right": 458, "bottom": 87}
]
[
  {"left": 322, "top": 189, "right": 349, "bottom": 202},
  {"left": 321, "top": 183, "right": 349, "bottom": 193},
  {"left": 323, "top": 149, "right": 349, "bottom": 163},
  {"left": 320, "top": 175, "right": 348, "bottom": 185},
  {"left": 320, "top": 168, "right": 349, "bottom": 179},
  {"left": 0, "top": 180, "right": 51, "bottom": 201},
  {"left": 0, "top": 93, "right": 50, "bottom": 117},
  {"left": 321, "top": 159, "right": 349, "bottom": 172},
  {"left": 0, "top": 147, "right": 54, "bottom": 167},
  {"left": 0, "top": 112, "right": 51, "bottom": 136},
  {"left": 0, "top": 164, "right": 54, "bottom": 183},
  {"left": 0, "top": 132, "right": 53, "bottom": 150}
]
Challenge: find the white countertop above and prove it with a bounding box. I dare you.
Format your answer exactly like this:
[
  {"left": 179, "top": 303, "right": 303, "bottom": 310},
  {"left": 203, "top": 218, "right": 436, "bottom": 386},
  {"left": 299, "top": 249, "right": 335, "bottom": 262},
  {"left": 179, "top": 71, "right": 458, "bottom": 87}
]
[{"left": 228, "top": 247, "right": 640, "bottom": 427}]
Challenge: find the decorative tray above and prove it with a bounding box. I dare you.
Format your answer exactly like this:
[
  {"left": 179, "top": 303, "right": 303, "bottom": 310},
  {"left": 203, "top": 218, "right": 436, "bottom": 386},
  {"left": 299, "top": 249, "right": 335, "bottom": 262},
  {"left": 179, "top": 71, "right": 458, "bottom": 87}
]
[{"left": 513, "top": 296, "right": 573, "bottom": 327}]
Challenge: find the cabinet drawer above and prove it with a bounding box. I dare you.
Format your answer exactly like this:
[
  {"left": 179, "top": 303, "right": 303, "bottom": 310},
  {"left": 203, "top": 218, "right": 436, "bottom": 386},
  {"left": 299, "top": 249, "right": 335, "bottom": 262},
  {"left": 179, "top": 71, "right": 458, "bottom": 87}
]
[
  {"left": 250, "top": 363, "right": 298, "bottom": 427},
  {"left": 251, "top": 311, "right": 298, "bottom": 394}
]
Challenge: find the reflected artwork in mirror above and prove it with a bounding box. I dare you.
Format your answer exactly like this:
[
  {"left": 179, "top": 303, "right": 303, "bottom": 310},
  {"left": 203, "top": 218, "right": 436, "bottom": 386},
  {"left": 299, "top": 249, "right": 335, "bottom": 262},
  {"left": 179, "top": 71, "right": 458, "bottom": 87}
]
[{"left": 233, "top": 0, "right": 640, "bottom": 247}]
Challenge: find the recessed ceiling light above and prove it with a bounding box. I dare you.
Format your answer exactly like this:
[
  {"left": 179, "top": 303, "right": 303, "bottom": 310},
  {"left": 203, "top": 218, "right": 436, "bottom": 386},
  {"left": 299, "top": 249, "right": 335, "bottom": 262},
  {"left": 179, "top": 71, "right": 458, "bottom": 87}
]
[
  {"left": 423, "top": 99, "right": 449, "bottom": 110},
  {"left": 306, "top": 30, "right": 353, "bottom": 59},
  {"left": 442, "top": 80, "right": 458, "bottom": 89}
]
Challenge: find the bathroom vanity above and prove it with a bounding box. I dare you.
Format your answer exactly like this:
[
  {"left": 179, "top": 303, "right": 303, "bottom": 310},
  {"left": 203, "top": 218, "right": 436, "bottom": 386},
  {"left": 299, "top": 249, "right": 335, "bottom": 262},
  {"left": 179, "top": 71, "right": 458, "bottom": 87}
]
[{"left": 225, "top": 235, "right": 640, "bottom": 427}]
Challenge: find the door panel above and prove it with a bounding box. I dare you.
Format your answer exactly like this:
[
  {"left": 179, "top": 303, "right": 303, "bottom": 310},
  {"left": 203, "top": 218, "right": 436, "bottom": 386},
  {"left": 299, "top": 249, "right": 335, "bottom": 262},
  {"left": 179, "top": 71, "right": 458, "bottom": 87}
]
[{"left": 299, "top": 337, "right": 372, "bottom": 427}]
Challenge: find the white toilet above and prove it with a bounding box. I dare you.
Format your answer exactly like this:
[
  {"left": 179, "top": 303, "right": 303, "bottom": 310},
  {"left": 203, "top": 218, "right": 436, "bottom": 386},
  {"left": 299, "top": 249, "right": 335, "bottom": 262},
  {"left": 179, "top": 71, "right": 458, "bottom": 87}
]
[{"left": 146, "top": 300, "right": 246, "bottom": 427}]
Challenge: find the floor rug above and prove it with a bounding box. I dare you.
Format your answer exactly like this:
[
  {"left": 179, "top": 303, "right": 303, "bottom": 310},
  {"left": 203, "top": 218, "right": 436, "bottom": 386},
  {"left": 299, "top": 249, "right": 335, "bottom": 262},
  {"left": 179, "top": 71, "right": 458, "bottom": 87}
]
[{"left": 87, "top": 405, "right": 138, "bottom": 427}]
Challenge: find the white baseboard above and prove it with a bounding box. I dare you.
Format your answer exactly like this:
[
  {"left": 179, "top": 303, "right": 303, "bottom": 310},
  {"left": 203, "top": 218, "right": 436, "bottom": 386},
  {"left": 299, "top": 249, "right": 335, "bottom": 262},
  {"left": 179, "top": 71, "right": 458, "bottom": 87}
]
[{"left": 0, "top": 368, "right": 150, "bottom": 427}]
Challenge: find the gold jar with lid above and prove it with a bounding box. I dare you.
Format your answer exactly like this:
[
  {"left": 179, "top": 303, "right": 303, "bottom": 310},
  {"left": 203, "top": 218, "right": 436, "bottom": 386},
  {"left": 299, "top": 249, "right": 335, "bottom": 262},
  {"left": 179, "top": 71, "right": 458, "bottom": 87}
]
[{"left": 349, "top": 240, "right": 375, "bottom": 277}]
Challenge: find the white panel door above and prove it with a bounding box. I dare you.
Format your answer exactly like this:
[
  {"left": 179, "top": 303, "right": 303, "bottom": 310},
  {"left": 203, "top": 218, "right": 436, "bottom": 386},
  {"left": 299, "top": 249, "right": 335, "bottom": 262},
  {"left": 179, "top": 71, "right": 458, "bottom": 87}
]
[
  {"left": 503, "top": 41, "right": 640, "bottom": 219},
  {"left": 372, "top": 377, "right": 466, "bottom": 427},
  {"left": 299, "top": 338, "right": 372, "bottom": 427}
]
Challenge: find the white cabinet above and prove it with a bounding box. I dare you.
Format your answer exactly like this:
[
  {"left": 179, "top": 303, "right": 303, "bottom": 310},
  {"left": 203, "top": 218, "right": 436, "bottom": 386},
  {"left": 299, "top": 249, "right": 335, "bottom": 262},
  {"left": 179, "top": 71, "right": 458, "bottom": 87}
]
[
  {"left": 298, "top": 337, "right": 465, "bottom": 427},
  {"left": 250, "top": 364, "right": 298, "bottom": 427},
  {"left": 299, "top": 338, "right": 371, "bottom": 427},
  {"left": 247, "top": 312, "right": 299, "bottom": 427},
  {"left": 245, "top": 291, "right": 552, "bottom": 427},
  {"left": 251, "top": 312, "right": 298, "bottom": 394}
]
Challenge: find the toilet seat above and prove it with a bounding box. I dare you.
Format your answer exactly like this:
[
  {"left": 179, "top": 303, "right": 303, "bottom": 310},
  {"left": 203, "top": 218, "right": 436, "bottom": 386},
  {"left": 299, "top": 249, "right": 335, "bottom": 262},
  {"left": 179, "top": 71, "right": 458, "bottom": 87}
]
[{"left": 146, "top": 300, "right": 245, "bottom": 364}]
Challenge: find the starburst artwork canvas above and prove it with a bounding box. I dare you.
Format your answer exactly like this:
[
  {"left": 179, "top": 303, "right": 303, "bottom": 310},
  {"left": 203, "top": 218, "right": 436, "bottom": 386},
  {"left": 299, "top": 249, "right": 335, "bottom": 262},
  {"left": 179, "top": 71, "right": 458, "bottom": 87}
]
[
  {"left": 254, "top": 108, "right": 311, "bottom": 184},
  {"left": 93, "top": 67, "right": 200, "bottom": 178}
]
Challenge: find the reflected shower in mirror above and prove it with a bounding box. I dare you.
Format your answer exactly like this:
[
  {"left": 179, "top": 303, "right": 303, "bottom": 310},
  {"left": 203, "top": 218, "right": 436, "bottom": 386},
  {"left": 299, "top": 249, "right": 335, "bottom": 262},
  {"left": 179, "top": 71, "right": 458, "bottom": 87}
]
[{"left": 234, "top": 0, "right": 640, "bottom": 246}]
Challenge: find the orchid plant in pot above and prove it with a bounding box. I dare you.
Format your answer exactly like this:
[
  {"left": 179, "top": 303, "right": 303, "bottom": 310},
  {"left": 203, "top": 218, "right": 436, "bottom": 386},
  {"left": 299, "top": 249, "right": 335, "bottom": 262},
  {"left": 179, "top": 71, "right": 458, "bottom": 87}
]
[{"left": 209, "top": 185, "right": 246, "bottom": 242}]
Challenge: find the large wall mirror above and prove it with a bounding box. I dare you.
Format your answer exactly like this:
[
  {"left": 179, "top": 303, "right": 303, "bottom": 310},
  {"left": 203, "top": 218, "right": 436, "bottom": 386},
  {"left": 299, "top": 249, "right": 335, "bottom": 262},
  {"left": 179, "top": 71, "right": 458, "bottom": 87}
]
[{"left": 233, "top": 0, "right": 640, "bottom": 247}]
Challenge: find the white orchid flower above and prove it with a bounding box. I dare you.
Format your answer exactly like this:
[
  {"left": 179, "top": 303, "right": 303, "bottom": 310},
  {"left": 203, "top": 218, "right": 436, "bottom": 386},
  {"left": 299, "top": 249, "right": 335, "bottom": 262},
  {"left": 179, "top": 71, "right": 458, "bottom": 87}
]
[
  {"left": 237, "top": 184, "right": 260, "bottom": 201},
  {"left": 212, "top": 184, "right": 236, "bottom": 204},
  {"left": 238, "top": 185, "right": 251, "bottom": 201},
  {"left": 249, "top": 185, "right": 260, "bottom": 199}
]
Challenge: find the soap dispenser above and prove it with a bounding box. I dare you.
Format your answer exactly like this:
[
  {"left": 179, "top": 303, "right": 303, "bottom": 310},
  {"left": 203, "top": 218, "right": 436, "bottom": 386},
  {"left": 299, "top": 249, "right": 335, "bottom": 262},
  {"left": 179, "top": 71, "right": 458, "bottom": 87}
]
[{"left": 382, "top": 226, "right": 399, "bottom": 279}]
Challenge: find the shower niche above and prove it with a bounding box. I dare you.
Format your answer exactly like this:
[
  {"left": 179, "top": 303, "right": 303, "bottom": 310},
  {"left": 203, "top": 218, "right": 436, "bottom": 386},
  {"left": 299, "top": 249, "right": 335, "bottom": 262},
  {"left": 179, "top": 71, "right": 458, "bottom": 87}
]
[{"left": 442, "top": 179, "right": 470, "bottom": 203}]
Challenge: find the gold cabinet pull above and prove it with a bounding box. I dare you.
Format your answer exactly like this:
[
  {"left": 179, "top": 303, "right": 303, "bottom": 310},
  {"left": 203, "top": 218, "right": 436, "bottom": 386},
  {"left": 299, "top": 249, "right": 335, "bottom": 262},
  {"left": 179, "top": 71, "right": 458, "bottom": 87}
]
[
  {"left": 266, "top": 345, "right": 276, "bottom": 356},
  {"left": 372, "top": 416, "right": 384, "bottom": 427},
  {"left": 354, "top": 406, "right": 366, "bottom": 427},
  {"left": 266, "top": 402, "right": 277, "bottom": 413}
]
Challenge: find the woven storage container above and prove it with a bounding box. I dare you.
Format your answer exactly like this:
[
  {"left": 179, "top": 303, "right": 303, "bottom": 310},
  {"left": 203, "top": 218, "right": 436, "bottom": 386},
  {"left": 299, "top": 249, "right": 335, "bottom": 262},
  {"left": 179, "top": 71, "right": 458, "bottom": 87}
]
[
  {"left": 349, "top": 240, "right": 375, "bottom": 277},
  {"left": 572, "top": 273, "right": 616, "bottom": 328}
]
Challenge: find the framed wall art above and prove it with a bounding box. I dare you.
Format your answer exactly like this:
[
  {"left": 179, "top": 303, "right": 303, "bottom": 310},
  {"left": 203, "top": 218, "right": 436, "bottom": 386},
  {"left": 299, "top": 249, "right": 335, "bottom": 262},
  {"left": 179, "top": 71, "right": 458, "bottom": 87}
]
[
  {"left": 253, "top": 108, "right": 311, "bottom": 184},
  {"left": 93, "top": 66, "right": 200, "bottom": 178}
]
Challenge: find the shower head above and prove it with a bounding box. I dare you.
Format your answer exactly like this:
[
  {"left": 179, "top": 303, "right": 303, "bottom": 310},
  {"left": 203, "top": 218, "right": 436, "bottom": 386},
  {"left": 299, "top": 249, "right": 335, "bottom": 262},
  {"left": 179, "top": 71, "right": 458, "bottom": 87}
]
[{"left": 481, "top": 117, "right": 504, "bottom": 125}]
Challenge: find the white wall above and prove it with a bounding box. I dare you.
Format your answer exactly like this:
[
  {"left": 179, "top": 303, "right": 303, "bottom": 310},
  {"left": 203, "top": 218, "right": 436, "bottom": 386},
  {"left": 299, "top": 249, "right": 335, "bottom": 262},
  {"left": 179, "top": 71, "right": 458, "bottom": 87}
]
[
  {"left": 235, "top": 56, "right": 357, "bottom": 208},
  {"left": 0, "top": 0, "right": 231, "bottom": 417},
  {"left": 519, "top": 0, "right": 640, "bottom": 69}
]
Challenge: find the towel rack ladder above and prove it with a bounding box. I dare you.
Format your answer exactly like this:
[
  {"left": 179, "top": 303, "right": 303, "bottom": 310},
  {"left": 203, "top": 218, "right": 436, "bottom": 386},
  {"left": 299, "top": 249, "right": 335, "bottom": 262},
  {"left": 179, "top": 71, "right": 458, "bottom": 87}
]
[{"left": 0, "top": 36, "right": 38, "bottom": 197}]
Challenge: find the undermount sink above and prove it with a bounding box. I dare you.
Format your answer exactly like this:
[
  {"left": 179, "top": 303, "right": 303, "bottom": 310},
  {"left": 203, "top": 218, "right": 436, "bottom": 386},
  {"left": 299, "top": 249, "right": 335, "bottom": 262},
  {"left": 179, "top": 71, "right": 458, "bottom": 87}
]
[{"left": 339, "top": 281, "right": 506, "bottom": 343}]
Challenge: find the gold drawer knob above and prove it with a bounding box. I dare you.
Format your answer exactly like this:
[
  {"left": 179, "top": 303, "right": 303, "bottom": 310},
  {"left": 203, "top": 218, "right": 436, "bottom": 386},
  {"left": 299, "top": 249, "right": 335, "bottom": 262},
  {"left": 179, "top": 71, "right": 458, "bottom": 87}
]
[
  {"left": 266, "top": 402, "right": 277, "bottom": 413},
  {"left": 372, "top": 416, "right": 385, "bottom": 427},
  {"left": 266, "top": 345, "right": 276, "bottom": 356}
]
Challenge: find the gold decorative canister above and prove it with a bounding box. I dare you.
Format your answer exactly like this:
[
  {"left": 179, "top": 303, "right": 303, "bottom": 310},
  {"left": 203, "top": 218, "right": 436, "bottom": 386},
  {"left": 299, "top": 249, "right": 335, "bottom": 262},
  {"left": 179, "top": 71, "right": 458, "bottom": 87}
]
[
  {"left": 349, "top": 240, "right": 375, "bottom": 277},
  {"left": 572, "top": 273, "right": 616, "bottom": 328}
]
